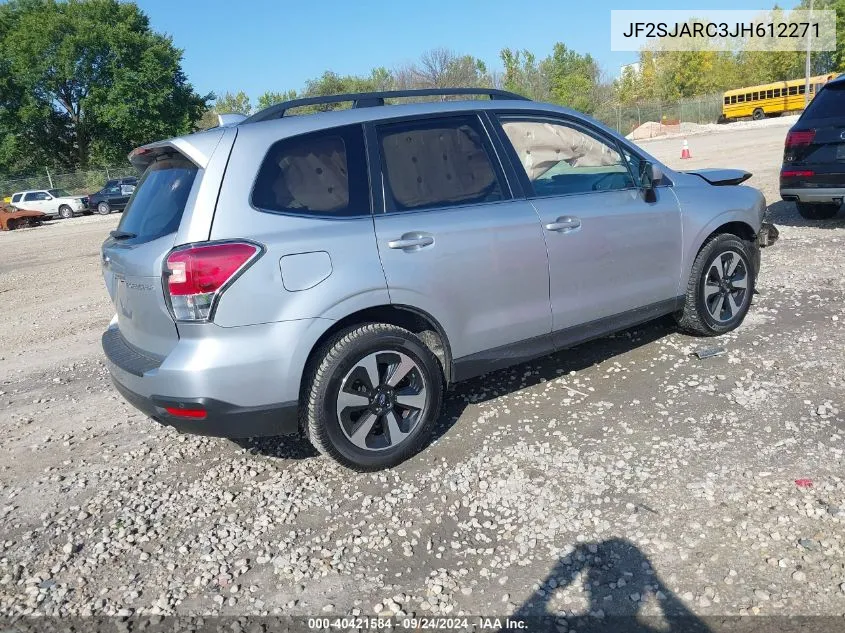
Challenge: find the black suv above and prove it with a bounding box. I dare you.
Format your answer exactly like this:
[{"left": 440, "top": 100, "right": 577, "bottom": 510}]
[
  {"left": 87, "top": 177, "right": 138, "bottom": 215},
  {"left": 780, "top": 74, "right": 845, "bottom": 220}
]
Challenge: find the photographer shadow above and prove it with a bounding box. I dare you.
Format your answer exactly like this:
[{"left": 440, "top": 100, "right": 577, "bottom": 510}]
[{"left": 508, "top": 538, "right": 711, "bottom": 633}]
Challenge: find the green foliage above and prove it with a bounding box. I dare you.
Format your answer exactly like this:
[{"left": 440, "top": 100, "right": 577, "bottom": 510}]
[
  {"left": 214, "top": 90, "right": 252, "bottom": 115},
  {"left": 256, "top": 90, "right": 298, "bottom": 111},
  {"left": 542, "top": 44, "right": 600, "bottom": 113},
  {"left": 0, "top": 0, "right": 210, "bottom": 173}
]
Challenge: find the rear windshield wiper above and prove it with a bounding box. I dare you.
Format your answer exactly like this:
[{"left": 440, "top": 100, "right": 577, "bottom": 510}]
[{"left": 110, "top": 230, "right": 136, "bottom": 240}]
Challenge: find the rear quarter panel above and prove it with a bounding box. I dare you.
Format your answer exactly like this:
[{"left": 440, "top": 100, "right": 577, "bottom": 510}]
[{"left": 209, "top": 121, "right": 390, "bottom": 329}]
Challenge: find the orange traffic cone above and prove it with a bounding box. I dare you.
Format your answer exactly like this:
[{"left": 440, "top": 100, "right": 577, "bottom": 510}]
[{"left": 680, "top": 139, "right": 692, "bottom": 159}]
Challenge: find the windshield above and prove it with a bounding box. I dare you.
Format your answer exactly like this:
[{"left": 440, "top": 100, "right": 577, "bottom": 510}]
[{"left": 48, "top": 189, "right": 72, "bottom": 198}]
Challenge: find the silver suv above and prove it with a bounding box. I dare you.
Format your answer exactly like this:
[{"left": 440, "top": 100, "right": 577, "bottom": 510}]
[{"left": 101, "top": 88, "right": 778, "bottom": 470}]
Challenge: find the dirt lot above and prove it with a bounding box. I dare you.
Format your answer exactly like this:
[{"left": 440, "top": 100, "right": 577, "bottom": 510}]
[{"left": 1, "top": 120, "right": 844, "bottom": 628}]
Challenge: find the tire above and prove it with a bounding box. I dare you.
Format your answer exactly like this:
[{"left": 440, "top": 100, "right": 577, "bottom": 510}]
[
  {"left": 303, "top": 323, "right": 444, "bottom": 471},
  {"left": 797, "top": 202, "right": 839, "bottom": 220},
  {"left": 752, "top": 108, "right": 765, "bottom": 121},
  {"left": 676, "top": 233, "right": 756, "bottom": 336},
  {"left": 97, "top": 201, "right": 111, "bottom": 215},
  {"left": 58, "top": 205, "right": 73, "bottom": 219}
]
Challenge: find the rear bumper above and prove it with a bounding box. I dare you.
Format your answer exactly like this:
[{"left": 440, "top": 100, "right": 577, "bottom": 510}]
[
  {"left": 101, "top": 320, "right": 311, "bottom": 438},
  {"left": 781, "top": 187, "right": 845, "bottom": 204},
  {"left": 110, "top": 378, "right": 299, "bottom": 438}
]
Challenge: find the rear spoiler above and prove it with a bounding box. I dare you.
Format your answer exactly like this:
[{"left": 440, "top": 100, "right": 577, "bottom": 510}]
[
  {"left": 128, "top": 127, "right": 229, "bottom": 171},
  {"left": 681, "top": 168, "right": 752, "bottom": 186}
]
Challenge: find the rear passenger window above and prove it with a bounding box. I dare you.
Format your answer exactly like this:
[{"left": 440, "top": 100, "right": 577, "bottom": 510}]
[
  {"left": 378, "top": 116, "right": 505, "bottom": 212},
  {"left": 252, "top": 125, "right": 369, "bottom": 217}
]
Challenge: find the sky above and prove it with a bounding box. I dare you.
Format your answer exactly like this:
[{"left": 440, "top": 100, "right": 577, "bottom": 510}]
[{"left": 134, "top": 0, "right": 803, "bottom": 105}]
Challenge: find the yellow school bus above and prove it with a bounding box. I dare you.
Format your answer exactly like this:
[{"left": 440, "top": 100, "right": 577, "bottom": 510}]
[{"left": 721, "top": 73, "right": 840, "bottom": 121}]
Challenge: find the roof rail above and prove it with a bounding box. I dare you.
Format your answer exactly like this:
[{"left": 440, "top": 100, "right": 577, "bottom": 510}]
[{"left": 243, "top": 88, "right": 529, "bottom": 124}]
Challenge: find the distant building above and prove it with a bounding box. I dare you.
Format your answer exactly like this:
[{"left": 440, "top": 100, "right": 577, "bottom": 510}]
[{"left": 620, "top": 62, "right": 641, "bottom": 76}]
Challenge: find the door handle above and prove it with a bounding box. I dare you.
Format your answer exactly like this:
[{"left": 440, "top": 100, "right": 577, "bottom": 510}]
[
  {"left": 544, "top": 216, "right": 581, "bottom": 233},
  {"left": 387, "top": 233, "right": 434, "bottom": 251}
]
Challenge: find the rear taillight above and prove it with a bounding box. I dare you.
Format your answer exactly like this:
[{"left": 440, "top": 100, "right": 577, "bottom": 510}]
[
  {"left": 781, "top": 169, "right": 815, "bottom": 178},
  {"left": 164, "top": 241, "right": 261, "bottom": 321},
  {"left": 785, "top": 129, "right": 815, "bottom": 147}
]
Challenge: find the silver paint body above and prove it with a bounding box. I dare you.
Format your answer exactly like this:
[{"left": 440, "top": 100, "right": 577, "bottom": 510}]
[{"left": 101, "top": 99, "right": 767, "bottom": 413}]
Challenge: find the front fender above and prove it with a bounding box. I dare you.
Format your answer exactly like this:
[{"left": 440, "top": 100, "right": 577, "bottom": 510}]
[{"left": 676, "top": 183, "right": 766, "bottom": 284}]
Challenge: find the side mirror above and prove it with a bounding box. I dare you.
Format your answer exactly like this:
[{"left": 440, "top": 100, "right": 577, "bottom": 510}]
[{"left": 639, "top": 162, "right": 662, "bottom": 200}]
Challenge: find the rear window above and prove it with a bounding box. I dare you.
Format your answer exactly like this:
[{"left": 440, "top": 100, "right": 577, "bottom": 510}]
[
  {"left": 116, "top": 155, "right": 197, "bottom": 243},
  {"left": 802, "top": 84, "right": 845, "bottom": 120},
  {"left": 252, "top": 124, "right": 370, "bottom": 217},
  {"left": 11, "top": 194, "right": 21, "bottom": 203}
]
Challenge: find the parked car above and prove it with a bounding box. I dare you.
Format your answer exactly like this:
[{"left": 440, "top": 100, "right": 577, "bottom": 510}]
[
  {"left": 9, "top": 189, "right": 87, "bottom": 219},
  {"left": 780, "top": 73, "right": 845, "bottom": 219},
  {"left": 88, "top": 178, "right": 137, "bottom": 215},
  {"left": 0, "top": 202, "right": 46, "bottom": 230},
  {"left": 101, "top": 88, "right": 778, "bottom": 471}
]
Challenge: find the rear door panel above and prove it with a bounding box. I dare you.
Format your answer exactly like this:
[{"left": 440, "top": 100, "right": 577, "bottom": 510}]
[{"left": 369, "top": 114, "right": 552, "bottom": 360}]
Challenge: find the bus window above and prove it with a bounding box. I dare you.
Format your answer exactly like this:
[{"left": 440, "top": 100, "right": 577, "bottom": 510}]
[
  {"left": 730, "top": 95, "right": 736, "bottom": 104},
  {"left": 724, "top": 96, "right": 730, "bottom": 105},
  {"left": 789, "top": 86, "right": 797, "bottom": 95},
  {"left": 766, "top": 89, "right": 773, "bottom": 98},
  {"left": 746, "top": 93, "right": 751, "bottom": 101},
  {"left": 752, "top": 92, "right": 758, "bottom": 100},
  {"left": 737, "top": 94, "right": 745, "bottom": 102},
  {"left": 773, "top": 89, "right": 780, "bottom": 97},
  {"left": 798, "top": 84, "right": 805, "bottom": 94}
]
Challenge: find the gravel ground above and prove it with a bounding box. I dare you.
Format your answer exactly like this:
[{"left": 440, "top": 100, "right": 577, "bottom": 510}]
[{"left": 0, "top": 122, "right": 843, "bottom": 628}]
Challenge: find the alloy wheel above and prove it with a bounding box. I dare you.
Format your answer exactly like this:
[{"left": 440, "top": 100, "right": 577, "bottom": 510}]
[
  {"left": 336, "top": 350, "right": 428, "bottom": 451},
  {"left": 703, "top": 250, "right": 749, "bottom": 323}
]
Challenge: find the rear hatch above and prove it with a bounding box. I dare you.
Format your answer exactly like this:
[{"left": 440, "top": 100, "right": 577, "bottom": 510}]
[
  {"left": 102, "top": 153, "right": 200, "bottom": 358},
  {"left": 782, "top": 81, "right": 845, "bottom": 189}
]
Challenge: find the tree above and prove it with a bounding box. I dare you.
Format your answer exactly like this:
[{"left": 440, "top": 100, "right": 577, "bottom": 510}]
[
  {"left": 0, "top": 0, "right": 210, "bottom": 172},
  {"left": 542, "top": 43, "right": 600, "bottom": 113},
  {"left": 257, "top": 90, "right": 298, "bottom": 111},
  {"left": 214, "top": 90, "right": 252, "bottom": 115}
]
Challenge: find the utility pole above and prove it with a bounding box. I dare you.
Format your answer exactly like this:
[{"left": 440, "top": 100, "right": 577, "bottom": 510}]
[
  {"left": 805, "top": 0, "right": 814, "bottom": 107},
  {"left": 45, "top": 167, "right": 54, "bottom": 188}
]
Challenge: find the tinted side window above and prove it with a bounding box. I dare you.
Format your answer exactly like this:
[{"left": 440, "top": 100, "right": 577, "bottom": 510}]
[
  {"left": 24, "top": 192, "right": 47, "bottom": 201},
  {"left": 499, "top": 118, "right": 635, "bottom": 196},
  {"left": 803, "top": 84, "right": 845, "bottom": 120},
  {"left": 252, "top": 124, "right": 369, "bottom": 217},
  {"left": 378, "top": 116, "right": 504, "bottom": 212}
]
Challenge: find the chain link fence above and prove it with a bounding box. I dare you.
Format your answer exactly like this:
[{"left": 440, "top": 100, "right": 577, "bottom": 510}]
[
  {"left": 593, "top": 93, "right": 725, "bottom": 139},
  {"left": 1, "top": 165, "right": 139, "bottom": 201}
]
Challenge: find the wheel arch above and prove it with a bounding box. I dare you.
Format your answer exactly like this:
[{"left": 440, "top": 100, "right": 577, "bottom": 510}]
[{"left": 301, "top": 304, "right": 453, "bottom": 398}]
